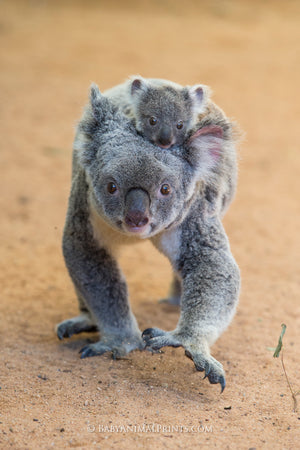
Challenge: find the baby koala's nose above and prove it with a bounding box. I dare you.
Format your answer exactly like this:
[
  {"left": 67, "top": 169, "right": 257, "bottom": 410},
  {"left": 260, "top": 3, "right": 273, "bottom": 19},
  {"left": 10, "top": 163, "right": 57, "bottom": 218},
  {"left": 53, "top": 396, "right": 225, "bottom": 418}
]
[
  {"left": 158, "top": 136, "right": 172, "bottom": 147},
  {"left": 157, "top": 126, "right": 173, "bottom": 148},
  {"left": 125, "top": 211, "right": 149, "bottom": 228}
]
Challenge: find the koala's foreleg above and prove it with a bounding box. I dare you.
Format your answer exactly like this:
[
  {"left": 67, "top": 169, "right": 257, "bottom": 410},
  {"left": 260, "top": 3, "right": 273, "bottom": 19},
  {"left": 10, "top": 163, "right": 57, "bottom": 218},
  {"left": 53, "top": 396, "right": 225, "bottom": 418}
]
[
  {"left": 145, "top": 217, "right": 240, "bottom": 391},
  {"left": 57, "top": 174, "right": 143, "bottom": 359},
  {"left": 61, "top": 232, "right": 143, "bottom": 358}
]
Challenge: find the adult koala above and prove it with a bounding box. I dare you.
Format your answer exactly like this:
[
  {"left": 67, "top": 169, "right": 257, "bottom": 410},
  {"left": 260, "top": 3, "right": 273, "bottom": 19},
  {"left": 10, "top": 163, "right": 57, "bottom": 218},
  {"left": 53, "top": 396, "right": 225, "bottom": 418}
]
[{"left": 56, "top": 84, "right": 240, "bottom": 392}]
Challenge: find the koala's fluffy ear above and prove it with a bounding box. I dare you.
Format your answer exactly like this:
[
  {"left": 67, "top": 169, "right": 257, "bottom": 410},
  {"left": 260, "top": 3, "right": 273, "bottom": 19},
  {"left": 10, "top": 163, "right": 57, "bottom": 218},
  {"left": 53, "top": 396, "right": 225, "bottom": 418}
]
[
  {"left": 189, "top": 84, "right": 212, "bottom": 111},
  {"left": 185, "top": 125, "right": 224, "bottom": 178},
  {"left": 75, "top": 83, "right": 122, "bottom": 167},
  {"left": 130, "top": 76, "right": 148, "bottom": 96},
  {"left": 89, "top": 83, "right": 113, "bottom": 122},
  {"left": 85, "top": 83, "right": 123, "bottom": 132}
]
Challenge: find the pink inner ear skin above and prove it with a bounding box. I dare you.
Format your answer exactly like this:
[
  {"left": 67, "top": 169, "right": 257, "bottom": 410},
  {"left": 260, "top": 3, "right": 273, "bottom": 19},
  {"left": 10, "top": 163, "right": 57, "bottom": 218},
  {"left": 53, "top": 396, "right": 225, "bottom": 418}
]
[
  {"left": 131, "top": 79, "right": 141, "bottom": 95},
  {"left": 191, "top": 125, "right": 224, "bottom": 140},
  {"left": 189, "top": 125, "right": 224, "bottom": 163}
]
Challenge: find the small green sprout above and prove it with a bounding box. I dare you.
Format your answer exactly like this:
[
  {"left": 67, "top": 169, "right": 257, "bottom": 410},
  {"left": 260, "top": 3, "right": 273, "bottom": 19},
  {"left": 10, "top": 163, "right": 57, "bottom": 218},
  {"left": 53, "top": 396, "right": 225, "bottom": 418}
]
[{"left": 273, "top": 324, "right": 299, "bottom": 413}]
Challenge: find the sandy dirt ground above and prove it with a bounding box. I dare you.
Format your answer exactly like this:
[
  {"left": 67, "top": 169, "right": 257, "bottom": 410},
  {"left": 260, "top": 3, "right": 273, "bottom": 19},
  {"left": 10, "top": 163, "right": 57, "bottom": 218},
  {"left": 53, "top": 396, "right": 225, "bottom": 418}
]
[{"left": 1, "top": 1, "right": 300, "bottom": 448}]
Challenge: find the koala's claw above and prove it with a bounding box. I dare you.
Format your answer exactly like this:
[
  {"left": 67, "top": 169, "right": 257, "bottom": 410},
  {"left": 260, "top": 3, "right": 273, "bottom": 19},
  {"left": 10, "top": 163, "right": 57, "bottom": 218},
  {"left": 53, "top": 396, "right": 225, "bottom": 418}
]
[
  {"left": 57, "top": 324, "right": 70, "bottom": 341},
  {"left": 185, "top": 350, "right": 226, "bottom": 393},
  {"left": 143, "top": 330, "right": 226, "bottom": 392}
]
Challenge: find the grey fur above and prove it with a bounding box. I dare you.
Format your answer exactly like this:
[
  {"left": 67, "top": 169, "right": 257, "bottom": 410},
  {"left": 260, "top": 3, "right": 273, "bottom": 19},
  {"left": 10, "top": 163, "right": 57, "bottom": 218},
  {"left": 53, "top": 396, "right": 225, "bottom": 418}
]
[
  {"left": 56, "top": 84, "right": 240, "bottom": 391},
  {"left": 103, "top": 76, "right": 211, "bottom": 149}
]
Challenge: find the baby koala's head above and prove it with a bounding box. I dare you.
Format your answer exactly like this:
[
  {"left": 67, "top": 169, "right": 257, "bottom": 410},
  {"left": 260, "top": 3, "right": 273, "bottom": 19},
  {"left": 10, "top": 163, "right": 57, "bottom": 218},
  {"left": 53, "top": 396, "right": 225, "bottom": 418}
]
[{"left": 129, "top": 77, "right": 211, "bottom": 149}]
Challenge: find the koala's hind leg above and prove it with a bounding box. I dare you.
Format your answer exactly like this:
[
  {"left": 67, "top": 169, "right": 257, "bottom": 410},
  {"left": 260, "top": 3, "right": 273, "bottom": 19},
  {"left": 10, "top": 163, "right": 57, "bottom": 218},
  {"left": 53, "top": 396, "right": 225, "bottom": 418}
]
[
  {"left": 159, "top": 274, "right": 181, "bottom": 306},
  {"left": 56, "top": 313, "right": 98, "bottom": 340},
  {"left": 56, "top": 289, "right": 98, "bottom": 340}
]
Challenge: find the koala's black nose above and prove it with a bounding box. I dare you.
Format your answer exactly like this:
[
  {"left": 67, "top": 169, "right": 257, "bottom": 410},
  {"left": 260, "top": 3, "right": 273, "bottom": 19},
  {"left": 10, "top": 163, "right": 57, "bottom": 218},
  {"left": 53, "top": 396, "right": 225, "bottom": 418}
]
[
  {"left": 158, "top": 136, "right": 172, "bottom": 146},
  {"left": 125, "top": 211, "right": 149, "bottom": 228},
  {"left": 124, "top": 188, "right": 150, "bottom": 229},
  {"left": 158, "top": 127, "right": 173, "bottom": 147}
]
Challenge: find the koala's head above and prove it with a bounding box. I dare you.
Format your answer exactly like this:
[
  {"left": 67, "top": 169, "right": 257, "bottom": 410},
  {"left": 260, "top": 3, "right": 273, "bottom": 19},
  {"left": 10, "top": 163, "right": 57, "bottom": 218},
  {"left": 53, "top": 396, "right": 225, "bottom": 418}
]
[
  {"left": 77, "top": 84, "right": 225, "bottom": 239},
  {"left": 129, "top": 77, "right": 210, "bottom": 149}
]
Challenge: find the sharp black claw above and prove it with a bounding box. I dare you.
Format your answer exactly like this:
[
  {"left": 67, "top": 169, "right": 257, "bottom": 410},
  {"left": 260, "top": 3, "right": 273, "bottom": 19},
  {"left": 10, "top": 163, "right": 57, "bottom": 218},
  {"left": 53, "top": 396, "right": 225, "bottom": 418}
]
[
  {"left": 220, "top": 377, "right": 226, "bottom": 394},
  {"left": 203, "top": 362, "right": 211, "bottom": 379},
  {"left": 56, "top": 326, "right": 68, "bottom": 340}
]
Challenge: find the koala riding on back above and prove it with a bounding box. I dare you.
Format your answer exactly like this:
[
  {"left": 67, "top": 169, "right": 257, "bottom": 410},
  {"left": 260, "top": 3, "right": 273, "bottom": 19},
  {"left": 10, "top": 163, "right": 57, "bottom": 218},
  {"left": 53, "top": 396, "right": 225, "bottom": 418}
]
[{"left": 104, "top": 76, "right": 211, "bottom": 149}]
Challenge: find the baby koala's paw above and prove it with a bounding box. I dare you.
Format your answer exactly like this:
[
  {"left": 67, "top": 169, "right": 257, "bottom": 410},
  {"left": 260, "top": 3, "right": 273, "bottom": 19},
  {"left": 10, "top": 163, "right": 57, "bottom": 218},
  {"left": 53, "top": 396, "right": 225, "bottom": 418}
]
[{"left": 79, "top": 334, "right": 144, "bottom": 360}]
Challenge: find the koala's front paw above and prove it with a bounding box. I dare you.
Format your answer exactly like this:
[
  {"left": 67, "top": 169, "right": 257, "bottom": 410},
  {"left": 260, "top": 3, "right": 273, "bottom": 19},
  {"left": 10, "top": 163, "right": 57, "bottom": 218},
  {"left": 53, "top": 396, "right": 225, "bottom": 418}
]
[
  {"left": 79, "top": 335, "right": 144, "bottom": 360},
  {"left": 185, "top": 350, "right": 226, "bottom": 393},
  {"left": 142, "top": 328, "right": 226, "bottom": 392}
]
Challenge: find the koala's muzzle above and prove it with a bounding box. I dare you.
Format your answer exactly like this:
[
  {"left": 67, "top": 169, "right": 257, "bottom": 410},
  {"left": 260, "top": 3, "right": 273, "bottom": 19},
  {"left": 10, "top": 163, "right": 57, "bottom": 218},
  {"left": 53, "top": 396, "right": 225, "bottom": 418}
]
[
  {"left": 124, "top": 188, "right": 150, "bottom": 233},
  {"left": 157, "top": 126, "right": 173, "bottom": 148}
]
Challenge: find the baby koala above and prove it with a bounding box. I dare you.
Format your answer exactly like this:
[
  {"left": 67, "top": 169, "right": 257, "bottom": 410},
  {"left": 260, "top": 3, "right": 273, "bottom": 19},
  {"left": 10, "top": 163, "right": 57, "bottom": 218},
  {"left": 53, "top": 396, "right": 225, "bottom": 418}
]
[{"left": 104, "top": 76, "right": 211, "bottom": 149}]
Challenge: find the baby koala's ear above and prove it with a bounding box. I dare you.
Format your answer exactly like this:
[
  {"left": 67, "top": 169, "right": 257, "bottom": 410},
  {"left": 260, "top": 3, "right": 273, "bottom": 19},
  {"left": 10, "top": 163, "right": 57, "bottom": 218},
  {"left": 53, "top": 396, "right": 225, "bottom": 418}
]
[
  {"left": 130, "top": 76, "right": 149, "bottom": 96},
  {"left": 188, "top": 84, "right": 212, "bottom": 111},
  {"left": 185, "top": 125, "right": 224, "bottom": 178}
]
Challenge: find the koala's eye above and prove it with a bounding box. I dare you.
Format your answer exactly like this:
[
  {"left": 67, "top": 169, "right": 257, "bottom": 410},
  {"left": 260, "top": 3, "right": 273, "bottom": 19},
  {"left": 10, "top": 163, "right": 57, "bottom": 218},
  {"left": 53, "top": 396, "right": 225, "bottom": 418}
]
[
  {"left": 160, "top": 184, "right": 171, "bottom": 196},
  {"left": 149, "top": 116, "right": 157, "bottom": 126},
  {"left": 176, "top": 121, "right": 184, "bottom": 130},
  {"left": 107, "top": 182, "right": 118, "bottom": 194}
]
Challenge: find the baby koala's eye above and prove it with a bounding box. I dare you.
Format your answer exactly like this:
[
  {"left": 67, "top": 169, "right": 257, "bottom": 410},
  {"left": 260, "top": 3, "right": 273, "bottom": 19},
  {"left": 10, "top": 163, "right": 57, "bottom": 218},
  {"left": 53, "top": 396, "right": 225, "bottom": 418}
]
[
  {"left": 149, "top": 116, "right": 157, "bottom": 126},
  {"left": 160, "top": 184, "right": 171, "bottom": 196},
  {"left": 107, "top": 182, "right": 118, "bottom": 194},
  {"left": 176, "top": 121, "right": 184, "bottom": 130}
]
